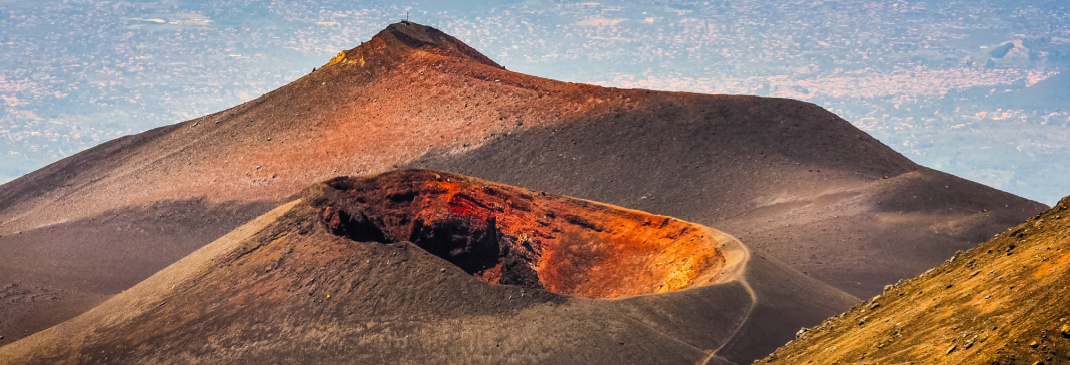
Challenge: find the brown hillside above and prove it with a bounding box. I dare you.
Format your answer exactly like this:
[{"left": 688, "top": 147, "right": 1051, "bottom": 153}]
[
  {"left": 759, "top": 196, "right": 1070, "bottom": 364},
  {"left": 0, "top": 170, "right": 856, "bottom": 364},
  {"left": 0, "top": 21, "right": 1045, "bottom": 347}
]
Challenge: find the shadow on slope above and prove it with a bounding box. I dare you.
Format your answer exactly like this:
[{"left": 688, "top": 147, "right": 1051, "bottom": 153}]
[{"left": 0, "top": 198, "right": 273, "bottom": 346}]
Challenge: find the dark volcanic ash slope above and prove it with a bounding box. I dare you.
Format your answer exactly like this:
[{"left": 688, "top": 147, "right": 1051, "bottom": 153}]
[
  {"left": 0, "top": 21, "right": 1044, "bottom": 343},
  {"left": 0, "top": 170, "right": 857, "bottom": 365},
  {"left": 759, "top": 196, "right": 1070, "bottom": 365},
  {"left": 410, "top": 99, "right": 1047, "bottom": 298}
]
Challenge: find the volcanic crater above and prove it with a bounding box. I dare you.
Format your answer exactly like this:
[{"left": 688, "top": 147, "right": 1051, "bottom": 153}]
[{"left": 317, "top": 169, "right": 732, "bottom": 298}]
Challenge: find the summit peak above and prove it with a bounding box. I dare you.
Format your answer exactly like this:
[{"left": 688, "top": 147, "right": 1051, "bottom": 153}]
[{"left": 332, "top": 21, "right": 504, "bottom": 70}]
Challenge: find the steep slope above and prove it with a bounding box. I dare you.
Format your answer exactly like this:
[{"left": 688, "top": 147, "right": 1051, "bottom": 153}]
[
  {"left": 759, "top": 196, "right": 1070, "bottom": 364},
  {"left": 0, "top": 170, "right": 857, "bottom": 364},
  {"left": 0, "top": 21, "right": 1045, "bottom": 344}
]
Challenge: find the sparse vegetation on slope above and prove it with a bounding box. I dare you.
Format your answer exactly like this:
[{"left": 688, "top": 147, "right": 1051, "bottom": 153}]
[{"left": 760, "top": 196, "right": 1070, "bottom": 364}]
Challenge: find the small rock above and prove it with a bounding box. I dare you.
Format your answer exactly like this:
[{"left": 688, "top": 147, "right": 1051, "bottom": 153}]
[
  {"left": 440, "top": 268, "right": 446, "bottom": 273},
  {"left": 1061, "top": 324, "right": 1070, "bottom": 338},
  {"left": 1030, "top": 340, "right": 1039, "bottom": 348},
  {"left": 946, "top": 344, "right": 957, "bottom": 354}
]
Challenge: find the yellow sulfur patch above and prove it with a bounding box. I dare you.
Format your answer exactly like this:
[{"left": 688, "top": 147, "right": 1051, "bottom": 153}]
[{"left": 328, "top": 51, "right": 346, "bottom": 65}]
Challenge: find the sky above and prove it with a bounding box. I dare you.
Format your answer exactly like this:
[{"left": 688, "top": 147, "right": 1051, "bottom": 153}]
[{"left": 1, "top": 0, "right": 1068, "bottom": 204}]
